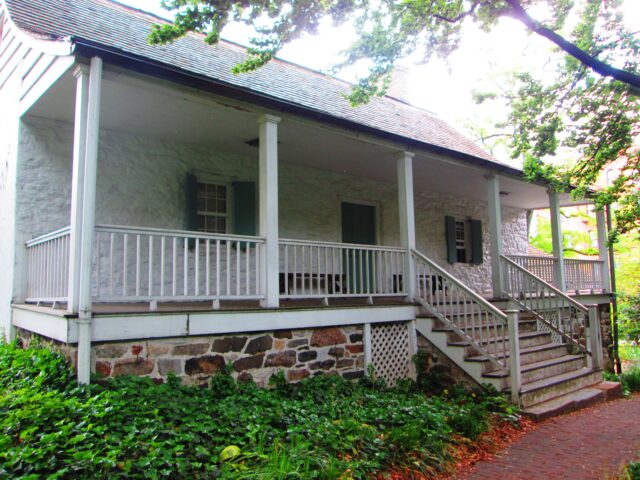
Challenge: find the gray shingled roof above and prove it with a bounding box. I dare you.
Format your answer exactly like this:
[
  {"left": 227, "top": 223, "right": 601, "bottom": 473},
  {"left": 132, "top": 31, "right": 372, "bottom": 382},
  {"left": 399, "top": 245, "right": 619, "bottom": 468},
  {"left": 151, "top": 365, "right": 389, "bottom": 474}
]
[{"left": 7, "top": 0, "right": 505, "bottom": 165}]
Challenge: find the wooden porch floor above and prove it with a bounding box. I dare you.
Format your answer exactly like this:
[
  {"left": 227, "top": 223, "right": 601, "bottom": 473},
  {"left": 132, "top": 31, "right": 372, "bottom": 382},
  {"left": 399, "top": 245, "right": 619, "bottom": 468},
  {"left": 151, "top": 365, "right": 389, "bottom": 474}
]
[{"left": 26, "top": 296, "right": 413, "bottom": 316}]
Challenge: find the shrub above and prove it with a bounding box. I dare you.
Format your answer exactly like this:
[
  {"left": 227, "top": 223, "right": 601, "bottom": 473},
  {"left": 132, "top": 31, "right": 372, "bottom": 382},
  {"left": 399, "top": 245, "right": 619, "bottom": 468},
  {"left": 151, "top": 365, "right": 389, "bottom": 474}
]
[{"left": 0, "top": 342, "right": 518, "bottom": 479}]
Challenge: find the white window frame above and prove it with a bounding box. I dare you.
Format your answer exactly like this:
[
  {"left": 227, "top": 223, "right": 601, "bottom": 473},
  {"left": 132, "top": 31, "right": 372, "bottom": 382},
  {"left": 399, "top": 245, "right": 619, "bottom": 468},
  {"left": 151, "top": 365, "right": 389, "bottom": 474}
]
[{"left": 195, "top": 174, "right": 234, "bottom": 235}]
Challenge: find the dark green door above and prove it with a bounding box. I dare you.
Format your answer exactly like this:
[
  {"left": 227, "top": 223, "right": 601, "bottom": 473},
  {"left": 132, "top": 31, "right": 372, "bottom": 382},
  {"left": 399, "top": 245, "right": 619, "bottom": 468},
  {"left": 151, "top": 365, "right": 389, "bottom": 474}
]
[{"left": 341, "top": 203, "right": 376, "bottom": 294}]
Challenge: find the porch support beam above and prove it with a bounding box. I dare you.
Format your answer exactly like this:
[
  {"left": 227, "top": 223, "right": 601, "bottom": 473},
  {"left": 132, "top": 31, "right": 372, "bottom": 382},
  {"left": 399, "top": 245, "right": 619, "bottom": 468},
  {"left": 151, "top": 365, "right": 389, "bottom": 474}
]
[
  {"left": 595, "top": 209, "right": 611, "bottom": 292},
  {"left": 548, "top": 190, "right": 566, "bottom": 292},
  {"left": 68, "top": 64, "right": 90, "bottom": 314},
  {"left": 486, "top": 174, "right": 504, "bottom": 296},
  {"left": 77, "top": 57, "right": 103, "bottom": 385},
  {"left": 397, "top": 151, "right": 416, "bottom": 301},
  {"left": 258, "top": 114, "right": 281, "bottom": 308}
]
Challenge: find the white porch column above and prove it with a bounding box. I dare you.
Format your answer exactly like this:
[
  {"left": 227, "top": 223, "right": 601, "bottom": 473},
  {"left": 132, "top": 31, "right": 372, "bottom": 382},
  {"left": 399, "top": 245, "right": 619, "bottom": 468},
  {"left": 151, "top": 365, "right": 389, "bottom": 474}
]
[
  {"left": 548, "top": 190, "right": 566, "bottom": 292},
  {"left": 397, "top": 151, "right": 416, "bottom": 301},
  {"left": 258, "top": 114, "right": 281, "bottom": 308},
  {"left": 595, "top": 209, "right": 611, "bottom": 292},
  {"left": 486, "top": 174, "right": 504, "bottom": 296},
  {"left": 68, "top": 65, "right": 90, "bottom": 313},
  {"left": 77, "top": 57, "right": 103, "bottom": 384}
]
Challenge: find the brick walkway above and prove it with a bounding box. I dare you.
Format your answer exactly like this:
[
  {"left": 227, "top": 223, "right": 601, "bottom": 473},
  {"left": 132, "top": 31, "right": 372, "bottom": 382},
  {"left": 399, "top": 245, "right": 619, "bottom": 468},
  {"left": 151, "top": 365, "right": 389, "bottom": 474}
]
[{"left": 456, "top": 395, "right": 640, "bottom": 480}]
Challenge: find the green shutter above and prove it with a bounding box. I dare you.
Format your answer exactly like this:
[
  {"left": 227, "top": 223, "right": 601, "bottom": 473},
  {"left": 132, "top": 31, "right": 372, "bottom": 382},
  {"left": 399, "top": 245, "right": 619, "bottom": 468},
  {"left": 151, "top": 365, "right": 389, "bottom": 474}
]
[
  {"left": 185, "top": 173, "right": 198, "bottom": 231},
  {"left": 233, "top": 182, "right": 256, "bottom": 236},
  {"left": 445, "top": 215, "right": 457, "bottom": 263},
  {"left": 470, "top": 219, "right": 483, "bottom": 264}
]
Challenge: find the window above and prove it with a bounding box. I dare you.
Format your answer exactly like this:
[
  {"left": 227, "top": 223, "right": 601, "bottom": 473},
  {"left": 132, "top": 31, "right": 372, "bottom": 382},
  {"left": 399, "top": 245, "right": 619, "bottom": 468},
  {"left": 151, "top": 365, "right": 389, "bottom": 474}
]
[
  {"left": 196, "top": 182, "right": 228, "bottom": 234},
  {"left": 445, "top": 216, "right": 483, "bottom": 265},
  {"left": 455, "top": 220, "right": 467, "bottom": 262}
]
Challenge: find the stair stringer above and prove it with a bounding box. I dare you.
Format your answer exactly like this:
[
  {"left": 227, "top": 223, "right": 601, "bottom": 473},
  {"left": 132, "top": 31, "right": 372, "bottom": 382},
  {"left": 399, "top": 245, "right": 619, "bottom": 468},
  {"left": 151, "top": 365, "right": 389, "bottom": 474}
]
[{"left": 414, "top": 317, "right": 506, "bottom": 392}]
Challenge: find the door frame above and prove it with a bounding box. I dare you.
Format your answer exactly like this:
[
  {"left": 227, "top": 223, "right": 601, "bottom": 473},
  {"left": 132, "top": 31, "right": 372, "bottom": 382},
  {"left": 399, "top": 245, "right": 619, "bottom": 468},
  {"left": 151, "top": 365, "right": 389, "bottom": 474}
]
[{"left": 337, "top": 197, "right": 382, "bottom": 245}]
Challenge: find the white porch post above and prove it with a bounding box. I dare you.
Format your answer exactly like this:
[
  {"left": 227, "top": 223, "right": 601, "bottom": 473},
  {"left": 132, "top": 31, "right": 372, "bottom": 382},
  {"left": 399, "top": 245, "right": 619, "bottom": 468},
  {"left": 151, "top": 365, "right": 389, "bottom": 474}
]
[
  {"left": 548, "top": 190, "right": 566, "bottom": 292},
  {"left": 68, "top": 65, "right": 90, "bottom": 313},
  {"left": 397, "top": 151, "right": 416, "bottom": 301},
  {"left": 77, "top": 57, "right": 103, "bottom": 384},
  {"left": 258, "top": 114, "right": 281, "bottom": 308},
  {"left": 595, "top": 209, "right": 611, "bottom": 292},
  {"left": 486, "top": 174, "right": 504, "bottom": 296}
]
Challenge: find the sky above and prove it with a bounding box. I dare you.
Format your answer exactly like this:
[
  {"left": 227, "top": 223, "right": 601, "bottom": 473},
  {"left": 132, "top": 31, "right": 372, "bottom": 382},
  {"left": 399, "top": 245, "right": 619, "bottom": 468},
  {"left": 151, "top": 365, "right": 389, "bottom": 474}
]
[{"left": 118, "top": 0, "right": 640, "bottom": 165}]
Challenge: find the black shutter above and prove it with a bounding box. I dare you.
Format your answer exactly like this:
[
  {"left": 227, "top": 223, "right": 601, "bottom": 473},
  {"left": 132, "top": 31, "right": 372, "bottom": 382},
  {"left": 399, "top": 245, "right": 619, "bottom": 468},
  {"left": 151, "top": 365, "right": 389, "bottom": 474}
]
[
  {"left": 445, "top": 215, "right": 457, "bottom": 263},
  {"left": 233, "top": 182, "right": 256, "bottom": 236},
  {"left": 470, "top": 219, "right": 483, "bottom": 264},
  {"left": 185, "top": 173, "right": 198, "bottom": 231}
]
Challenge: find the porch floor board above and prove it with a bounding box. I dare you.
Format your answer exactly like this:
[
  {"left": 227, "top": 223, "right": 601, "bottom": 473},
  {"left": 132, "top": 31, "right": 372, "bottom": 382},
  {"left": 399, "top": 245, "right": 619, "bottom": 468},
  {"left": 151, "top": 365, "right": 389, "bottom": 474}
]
[{"left": 23, "top": 296, "right": 412, "bottom": 316}]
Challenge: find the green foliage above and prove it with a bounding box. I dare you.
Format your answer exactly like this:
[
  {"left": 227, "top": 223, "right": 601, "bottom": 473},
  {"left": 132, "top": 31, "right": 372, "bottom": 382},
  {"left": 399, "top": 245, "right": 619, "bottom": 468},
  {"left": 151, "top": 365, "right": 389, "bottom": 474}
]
[
  {"left": 0, "top": 342, "right": 518, "bottom": 479},
  {"left": 604, "top": 367, "right": 640, "bottom": 395}
]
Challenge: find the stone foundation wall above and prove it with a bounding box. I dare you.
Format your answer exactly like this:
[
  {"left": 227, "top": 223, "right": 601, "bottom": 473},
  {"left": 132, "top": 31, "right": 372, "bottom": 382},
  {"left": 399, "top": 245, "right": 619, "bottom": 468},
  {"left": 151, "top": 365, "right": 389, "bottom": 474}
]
[
  {"left": 416, "top": 333, "right": 475, "bottom": 388},
  {"left": 92, "top": 326, "right": 365, "bottom": 386},
  {"left": 599, "top": 302, "right": 614, "bottom": 371}
]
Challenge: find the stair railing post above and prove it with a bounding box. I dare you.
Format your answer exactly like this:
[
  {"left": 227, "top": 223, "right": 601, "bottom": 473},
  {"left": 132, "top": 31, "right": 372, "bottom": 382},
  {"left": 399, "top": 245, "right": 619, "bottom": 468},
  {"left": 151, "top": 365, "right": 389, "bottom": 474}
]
[
  {"left": 588, "top": 304, "right": 603, "bottom": 370},
  {"left": 507, "top": 309, "right": 521, "bottom": 406}
]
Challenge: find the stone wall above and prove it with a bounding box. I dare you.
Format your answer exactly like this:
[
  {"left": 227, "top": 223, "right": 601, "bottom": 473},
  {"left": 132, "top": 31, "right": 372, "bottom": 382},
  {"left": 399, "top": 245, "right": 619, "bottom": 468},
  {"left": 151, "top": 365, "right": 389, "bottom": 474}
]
[
  {"left": 416, "top": 333, "right": 476, "bottom": 388},
  {"left": 92, "top": 326, "right": 365, "bottom": 386}
]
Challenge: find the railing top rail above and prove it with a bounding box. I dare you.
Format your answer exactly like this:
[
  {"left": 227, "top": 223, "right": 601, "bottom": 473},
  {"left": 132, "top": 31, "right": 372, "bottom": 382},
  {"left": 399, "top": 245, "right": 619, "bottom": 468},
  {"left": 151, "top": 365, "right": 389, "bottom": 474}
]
[
  {"left": 564, "top": 258, "right": 604, "bottom": 264},
  {"left": 280, "top": 237, "right": 406, "bottom": 252},
  {"left": 507, "top": 254, "right": 559, "bottom": 261},
  {"left": 95, "top": 224, "right": 265, "bottom": 243},
  {"left": 500, "top": 255, "right": 589, "bottom": 313},
  {"left": 412, "top": 249, "right": 507, "bottom": 320},
  {"left": 26, "top": 226, "right": 71, "bottom": 247}
]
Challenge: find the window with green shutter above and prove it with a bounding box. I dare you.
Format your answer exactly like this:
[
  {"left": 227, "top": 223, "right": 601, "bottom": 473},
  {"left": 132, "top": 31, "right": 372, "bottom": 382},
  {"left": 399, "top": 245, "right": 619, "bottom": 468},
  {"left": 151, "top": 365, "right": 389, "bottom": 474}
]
[{"left": 445, "top": 216, "right": 483, "bottom": 264}]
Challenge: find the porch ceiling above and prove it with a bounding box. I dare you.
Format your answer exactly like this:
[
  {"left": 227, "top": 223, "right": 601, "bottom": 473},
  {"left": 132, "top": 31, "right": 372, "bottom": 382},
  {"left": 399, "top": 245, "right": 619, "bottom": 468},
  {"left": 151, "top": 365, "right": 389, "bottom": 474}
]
[{"left": 28, "top": 67, "right": 585, "bottom": 211}]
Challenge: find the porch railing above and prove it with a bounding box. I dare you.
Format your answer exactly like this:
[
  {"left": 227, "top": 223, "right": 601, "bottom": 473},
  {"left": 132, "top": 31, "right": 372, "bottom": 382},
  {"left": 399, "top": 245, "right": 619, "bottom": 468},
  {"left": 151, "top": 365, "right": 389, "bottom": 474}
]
[
  {"left": 25, "top": 226, "right": 71, "bottom": 303},
  {"left": 501, "top": 255, "right": 590, "bottom": 356},
  {"left": 565, "top": 259, "right": 606, "bottom": 293},
  {"left": 279, "top": 239, "right": 407, "bottom": 299},
  {"left": 506, "top": 255, "right": 557, "bottom": 286},
  {"left": 93, "top": 225, "right": 264, "bottom": 302},
  {"left": 507, "top": 255, "right": 606, "bottom": 293},
  {"left": 413, "top": 249, "right": 510, "bottom": 374}
]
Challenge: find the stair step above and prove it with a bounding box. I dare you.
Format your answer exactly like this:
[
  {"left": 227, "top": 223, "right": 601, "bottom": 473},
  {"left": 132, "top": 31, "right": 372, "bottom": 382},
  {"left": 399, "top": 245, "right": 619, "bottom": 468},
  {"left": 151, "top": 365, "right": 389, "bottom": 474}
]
[
  {"left": 523, "top": 381, "right": 622, "bottom": 420},
  {"left": 519, "top": 367, "right": 603, "bottom": 408},
  {"left": 467, "top": 343, "right": 572, "bottom": 371},
  {"left": 447, "top": 331, "right": 551, "bottom": 351},
  {"left": 484, "top": 354, "right": 585, "bottom": 383},
  {"left": 430, "top": 319, "right": 537, "bottom": 333}
]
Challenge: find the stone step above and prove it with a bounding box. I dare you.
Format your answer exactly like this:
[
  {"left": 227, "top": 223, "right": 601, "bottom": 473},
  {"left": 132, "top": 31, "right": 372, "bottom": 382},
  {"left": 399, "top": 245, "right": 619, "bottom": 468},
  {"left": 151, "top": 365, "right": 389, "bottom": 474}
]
[
  {"left": 519, "top": 367, "right": 603, "bottom": 408},
  {"left": 467, "top": 343, "right": 572, "bottom": 373},
  {"left": 484, "top": 354, "right": 586, "bottom": 384},
  {"left": 448, "top": 331, "right": 552, "bottom": 353},
  {"left": 430, "top": 318, "right": 538, "bottom": 333},
  {"left": 523, "top": 381, "right": 622, "bottom": 420}
]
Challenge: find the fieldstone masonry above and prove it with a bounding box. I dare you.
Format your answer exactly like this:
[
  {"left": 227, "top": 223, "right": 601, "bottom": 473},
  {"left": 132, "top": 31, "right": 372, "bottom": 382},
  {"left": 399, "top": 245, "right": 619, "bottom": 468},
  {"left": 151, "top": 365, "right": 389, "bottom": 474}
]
[{"left": 90, "top": 325, "right": 365, "bottom": 386}]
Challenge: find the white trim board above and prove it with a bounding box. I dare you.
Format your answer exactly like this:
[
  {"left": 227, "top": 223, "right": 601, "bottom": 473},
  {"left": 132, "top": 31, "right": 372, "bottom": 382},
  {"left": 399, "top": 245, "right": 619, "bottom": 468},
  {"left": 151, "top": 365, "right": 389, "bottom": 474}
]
[{"left": 11, "top": 304, "right": 417, "bottom": 344}]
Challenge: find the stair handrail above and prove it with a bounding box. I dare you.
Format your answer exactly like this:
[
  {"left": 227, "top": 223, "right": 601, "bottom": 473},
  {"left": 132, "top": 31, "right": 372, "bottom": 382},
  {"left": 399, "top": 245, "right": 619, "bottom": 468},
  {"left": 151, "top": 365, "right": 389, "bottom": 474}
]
[
  {"left": 500, "top": 255, "right": 590, "bottom": 355},
  {"left": 412, "top": 249, "right": 509, "bottom": 373}
]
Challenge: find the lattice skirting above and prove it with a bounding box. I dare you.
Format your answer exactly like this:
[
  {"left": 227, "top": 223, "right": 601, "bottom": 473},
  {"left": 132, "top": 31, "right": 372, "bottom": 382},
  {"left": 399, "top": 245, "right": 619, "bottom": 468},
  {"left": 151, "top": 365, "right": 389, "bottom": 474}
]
[{"left": 369, "top": 321, "right": 413, "bottom": 387}]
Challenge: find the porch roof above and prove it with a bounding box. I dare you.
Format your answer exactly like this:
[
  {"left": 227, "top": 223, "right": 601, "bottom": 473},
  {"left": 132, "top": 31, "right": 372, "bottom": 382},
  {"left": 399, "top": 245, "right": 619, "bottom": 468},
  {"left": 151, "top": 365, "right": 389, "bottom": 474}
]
[{"left": 6, "top": 0, "right": 520, "bottom": 177}]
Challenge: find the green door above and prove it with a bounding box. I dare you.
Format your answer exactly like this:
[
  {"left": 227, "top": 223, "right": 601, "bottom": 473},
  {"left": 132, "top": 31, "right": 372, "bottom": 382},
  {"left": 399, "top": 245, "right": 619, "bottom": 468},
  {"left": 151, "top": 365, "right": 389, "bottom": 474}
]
[{"left": 341, "top": 203, "right": 376, "bottom": 294}]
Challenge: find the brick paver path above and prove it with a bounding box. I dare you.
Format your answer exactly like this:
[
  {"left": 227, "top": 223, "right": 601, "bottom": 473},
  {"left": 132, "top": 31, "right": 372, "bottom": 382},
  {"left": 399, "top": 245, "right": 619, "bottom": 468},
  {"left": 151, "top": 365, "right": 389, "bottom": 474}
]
[{"left": 457, "top": 395, "right": 640, "bottom": 480}]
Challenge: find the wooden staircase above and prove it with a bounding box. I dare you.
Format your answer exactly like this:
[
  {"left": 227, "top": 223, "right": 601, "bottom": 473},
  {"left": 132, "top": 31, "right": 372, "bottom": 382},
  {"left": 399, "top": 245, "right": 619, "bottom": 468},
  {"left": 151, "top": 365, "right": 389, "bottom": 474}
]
[
  {"left": 410, "top": 249, "right": 619, "bottom": 418},
  {"left": 415, "top": 308, "right": 610, "bottom": 417}
]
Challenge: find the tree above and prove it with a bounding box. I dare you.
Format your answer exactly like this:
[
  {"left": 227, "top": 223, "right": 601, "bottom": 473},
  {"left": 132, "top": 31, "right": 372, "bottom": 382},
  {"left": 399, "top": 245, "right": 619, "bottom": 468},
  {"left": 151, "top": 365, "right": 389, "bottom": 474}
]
[{"left": 150, "top": 0, "right": 640, "bottom": 235}]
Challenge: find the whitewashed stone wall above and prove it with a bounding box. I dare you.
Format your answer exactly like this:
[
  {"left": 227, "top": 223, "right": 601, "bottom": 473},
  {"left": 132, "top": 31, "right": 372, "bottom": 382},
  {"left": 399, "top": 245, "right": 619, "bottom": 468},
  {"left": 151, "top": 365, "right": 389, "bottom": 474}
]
[
  {"left": 15, "top": 115, "right": 528, "bottom": 297},
  {"left": 0, "top": 70, "right": 22, "bottom": 340}
]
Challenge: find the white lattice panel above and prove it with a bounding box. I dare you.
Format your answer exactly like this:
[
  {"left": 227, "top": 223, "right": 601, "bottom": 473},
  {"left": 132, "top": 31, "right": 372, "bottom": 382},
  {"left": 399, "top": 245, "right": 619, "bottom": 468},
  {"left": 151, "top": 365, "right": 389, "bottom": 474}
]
[{"left": 370, "top": 322, "right": 411, "bottom": 387}]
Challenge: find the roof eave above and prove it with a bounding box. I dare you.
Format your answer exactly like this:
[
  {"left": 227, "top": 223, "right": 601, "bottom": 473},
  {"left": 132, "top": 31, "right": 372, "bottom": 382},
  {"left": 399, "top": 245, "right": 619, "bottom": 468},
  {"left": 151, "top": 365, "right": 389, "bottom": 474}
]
[{"left": 73, "top": 38, "right": 524, "bottom": 178}]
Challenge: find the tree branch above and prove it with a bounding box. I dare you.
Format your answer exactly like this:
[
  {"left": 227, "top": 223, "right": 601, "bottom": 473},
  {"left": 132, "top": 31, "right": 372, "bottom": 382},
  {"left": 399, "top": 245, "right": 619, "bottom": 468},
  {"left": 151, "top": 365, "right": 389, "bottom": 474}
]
[
  {"left": 504, "top": 0, "right": 640, "bottom": 92},
  {"left": 433, "top": 0, "right": 488, "bottom": 24}
]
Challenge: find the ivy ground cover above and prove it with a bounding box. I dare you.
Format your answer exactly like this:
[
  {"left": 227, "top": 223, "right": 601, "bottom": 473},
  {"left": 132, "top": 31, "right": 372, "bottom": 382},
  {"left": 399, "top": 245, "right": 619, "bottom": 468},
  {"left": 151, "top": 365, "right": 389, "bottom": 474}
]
[{"left": 0, "top": 341, "right": 520, "bottom": 479}]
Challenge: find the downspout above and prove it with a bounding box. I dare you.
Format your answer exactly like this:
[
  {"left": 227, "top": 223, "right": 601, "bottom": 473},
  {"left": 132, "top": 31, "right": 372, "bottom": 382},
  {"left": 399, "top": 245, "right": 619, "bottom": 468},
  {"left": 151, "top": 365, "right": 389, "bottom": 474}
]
[{"left": 605, "top": 204, "right": 622, "bottom": 374}]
